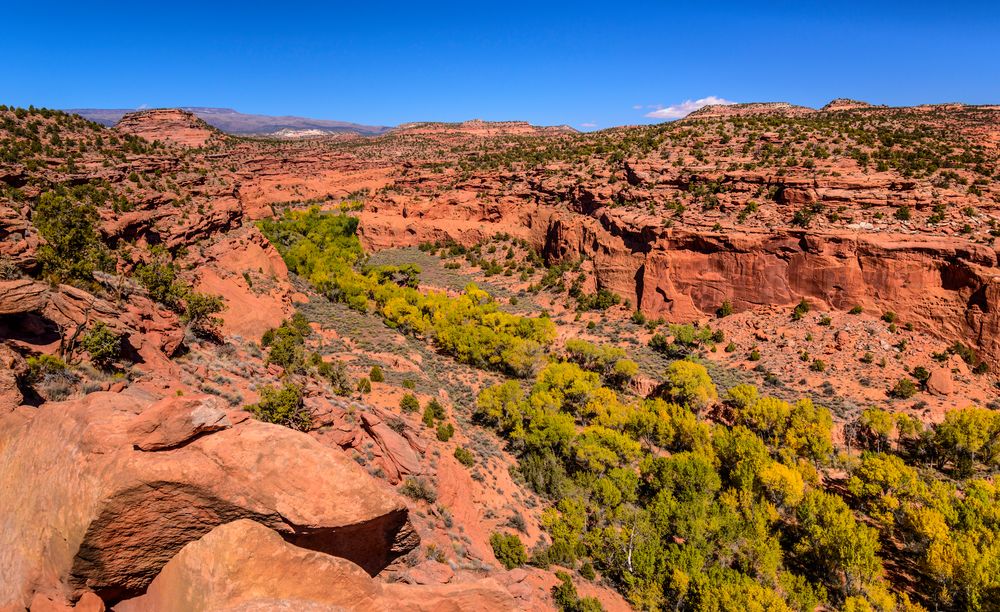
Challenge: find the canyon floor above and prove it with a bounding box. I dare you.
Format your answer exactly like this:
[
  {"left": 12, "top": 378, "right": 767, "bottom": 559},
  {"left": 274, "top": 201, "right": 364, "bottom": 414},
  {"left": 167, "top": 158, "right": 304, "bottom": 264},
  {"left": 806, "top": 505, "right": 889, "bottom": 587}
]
[{"left": 1, "top": 101, "right": 999, "bottom": 611}]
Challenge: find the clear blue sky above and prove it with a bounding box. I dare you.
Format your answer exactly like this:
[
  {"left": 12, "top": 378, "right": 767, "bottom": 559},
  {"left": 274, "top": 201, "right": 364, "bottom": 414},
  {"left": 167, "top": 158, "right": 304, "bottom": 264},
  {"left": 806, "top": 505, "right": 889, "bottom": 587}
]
[{"left": 4, "top": 1, "right": 998, "bottom": 129}]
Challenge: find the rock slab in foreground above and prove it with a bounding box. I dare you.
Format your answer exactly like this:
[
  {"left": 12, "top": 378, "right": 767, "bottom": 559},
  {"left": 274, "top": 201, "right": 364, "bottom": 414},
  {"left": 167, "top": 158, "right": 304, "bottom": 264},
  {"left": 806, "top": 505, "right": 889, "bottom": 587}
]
[
  {"left": 0, "top": 393, "right": 418, "bottom": 608},
  {"left": 116, "top": 519, "right": 515, "bottom": 612}
]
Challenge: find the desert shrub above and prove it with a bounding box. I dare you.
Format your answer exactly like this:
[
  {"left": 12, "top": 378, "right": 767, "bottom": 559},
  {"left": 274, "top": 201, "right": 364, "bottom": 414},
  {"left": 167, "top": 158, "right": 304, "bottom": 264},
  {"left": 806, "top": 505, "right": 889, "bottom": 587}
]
[
  {"left": 33, "top": 189, "right": 111, "bottom": 283},
  {"left": 263, "top": 320, "right": 307, "bottom": 370},
  {"left": 26, "top": 354, "right": 68, "bottom": 382},
  {"left": 357, "top": 376, "right": 372, "bottom": 393},
  {"left": 0, "top": 255, "right": 19, "bottom": 280},
  {"left": 369, "top": 364, "right": 385, "bottom": 382},
  {"left": 490, "top": 532, "right": 528, "bottom": 569},
  {"left": 436, "top": 422, "right": 455, "bottom": 441},
  {"left": 400, "top": 477, "right": 437, "bottom": 503},
  {"left": 81, "top": 322, "right": 121, "bottom": 369},
  {"left": 792, "top": 298, "right": 810, "bottom": 321},
  {"left": 249, "top": 383, "right": 310, "bottom": 431},
  {"left": 400, "top": 393, "right": 420, "bottom": 413},
  {"left": 134, "top": 251, "right": 187, "bottom": 310},
  {"left": 183, "top": 292, "right": 226, "bottom": 337},
  {"left": 551, "top": 571, "right": 603, "bottom": 612},
  {"left": 454, "top": 446, "right": 475, "bottom": 467},
  {"left": 316, "top": 358, "right": 352, "bottom": 395},
  {"left": 889, "top": 378, "right": 917, "bottom": 399},
  {"left": 422, "top": 399, "right": 447, "bottom": 427},
  {"left": 576, "top": 288, "right": 620, "bottom": 311}
]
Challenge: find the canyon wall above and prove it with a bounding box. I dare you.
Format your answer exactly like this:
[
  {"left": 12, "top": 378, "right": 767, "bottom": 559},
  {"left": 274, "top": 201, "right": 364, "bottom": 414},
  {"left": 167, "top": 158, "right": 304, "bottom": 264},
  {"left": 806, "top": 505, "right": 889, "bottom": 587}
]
[{"left": 360, "top": 197, "right": 1000, "bottom": 364}]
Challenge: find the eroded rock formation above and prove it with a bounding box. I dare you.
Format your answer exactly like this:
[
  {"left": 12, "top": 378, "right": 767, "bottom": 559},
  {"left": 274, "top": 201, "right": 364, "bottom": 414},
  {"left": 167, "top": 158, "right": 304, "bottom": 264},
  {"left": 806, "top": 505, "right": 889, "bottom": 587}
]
[
  {"left": 115, "top": 519, "right": 514, "bottom": 612},
  {"left": 0, "top": 393, "right": 418, "bottom": 607}
]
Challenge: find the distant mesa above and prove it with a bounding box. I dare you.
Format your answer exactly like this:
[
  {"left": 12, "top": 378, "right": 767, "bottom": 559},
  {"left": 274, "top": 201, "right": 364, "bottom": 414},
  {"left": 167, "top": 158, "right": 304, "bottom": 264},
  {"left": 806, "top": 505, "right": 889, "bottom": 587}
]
[
  {"left": 821, "top": 98, "right": 879, "bottom": 111},
  {"left": 683, "top": 101, "right": 815, "bottom": 120},
  {"left": 392, "top": 119, "right": 577, "bottom": 136},
  {"left": 68, "top": 106, "right": 391, "bottom": 138},
  {"left": 683, "top": 98, "right": 893, "bottom": 120},
  {"left": 114, "top": 108, "right": 220, "bottom": 147},
  {"left": 113, "top": 108, "right": 220, "bottom": 147}
]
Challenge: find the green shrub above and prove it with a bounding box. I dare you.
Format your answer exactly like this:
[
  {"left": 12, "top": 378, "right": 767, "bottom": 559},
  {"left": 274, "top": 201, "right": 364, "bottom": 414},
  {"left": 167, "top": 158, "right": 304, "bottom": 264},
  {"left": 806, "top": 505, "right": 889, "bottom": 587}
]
[
  {"left": 717, "top": 300, "right": 734, "bottom": 317},
  {"left": 183, "top": 292, "right": 226, "bottom": 337},
  {"left": 791, "top": 298, "right": 810, "bottom": 321},
  {"left": 551, "top": 571, "right": 603, "bottom": 612},
  {"left": 889, "top": 378, "right": 918, "bottom": 399},
  {"left": 26, "top": 354, "right": 67, "bottom": 382},
  {"left": 357, "top": 377, "right": 372, "bottom": 393},
  {"left": 400, "top": 393, "right": 420, "bottom": 413},
  {"left": 454, "top": 446, "right": 475, "bottom": 467},
  {"left": 81, "top": 322, "right": 121, "bottom": 369},
  {"left": 436, "top": 422, "right": 455, "bottom": 442},
  {"left": 249, "top": 383, "right": 310, "bottom": 431},
  {"left": 134, "top": 254, "right": 187, "bottom": 310},
  {"left": 369, "top": 364, "right": 385, "bottom": 382},
  {"left": 422, "top": 399, "right": 446, "bottom": 427},
  {"left": 490, "top": 532, "right": 528, "bottom": 569},
  {"left": 576, "top": 288, "right": 620, "bottom": 312},
  {"left": 849, "top": 305, "right": 863, "bottom": 315},
  {"left": 400, "top": 477, "right": 437, "bottom": 503},
  {"left": 264, "top": 322, "right": 306, "bottom": 370},
  {"left": 33, "top": 190, "right": 111, "bottom": 283},
  {"left": 316, "top": 358, "right": 352, "bottom": 396}
]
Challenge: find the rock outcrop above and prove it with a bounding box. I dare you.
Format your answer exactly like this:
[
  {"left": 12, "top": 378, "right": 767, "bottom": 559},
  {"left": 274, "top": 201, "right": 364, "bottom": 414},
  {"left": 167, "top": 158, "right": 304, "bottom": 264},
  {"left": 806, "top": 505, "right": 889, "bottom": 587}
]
[
  {"left": 114, "top": 109, "right": 219, "bottom": 148},
  {"left": 0, "top": 393, "right": 418, "bottom": 607},
  {"left": 0, "top": 279, "right": 184, "bottom": 360},
  {"left": 116, "top": 519, "right": 514, "bottom": 612},
  {"left": 0, "top": 342, "right": 27, "bottom": 412}
]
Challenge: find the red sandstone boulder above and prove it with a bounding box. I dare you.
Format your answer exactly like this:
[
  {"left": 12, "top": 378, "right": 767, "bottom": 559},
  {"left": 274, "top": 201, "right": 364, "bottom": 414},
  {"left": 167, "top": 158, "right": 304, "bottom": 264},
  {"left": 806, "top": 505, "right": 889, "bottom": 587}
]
[
  {"left": 401, "top": 560, "right": 455, "bottom": 585},
  {"left": 925, "top": 367, "right": 954, "bottom": 396},
  {"left": 115, "top": 519, "right": 514, "bottom": 612},
  {"left": 127, "top": 395, "right": 231, "bottom": 451},
  {"left": 361, "top": 410, "right": 423, "bottom": 484},
  {"left": 0, "top": 391, "right": 418, "bottom": 608}
]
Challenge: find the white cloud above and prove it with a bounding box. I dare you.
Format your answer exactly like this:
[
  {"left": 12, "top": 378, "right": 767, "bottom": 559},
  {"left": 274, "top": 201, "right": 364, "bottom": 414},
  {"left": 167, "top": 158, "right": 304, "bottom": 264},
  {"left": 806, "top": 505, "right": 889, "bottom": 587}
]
[
  {"left": 632, "top": 104, "right": 643, "bottom": 110},
  {"left": 644, "top": 96, "right": 736, "bottom": 120},
  {"left": 580, "top": 122, "right": 598, "bottom": 128}
]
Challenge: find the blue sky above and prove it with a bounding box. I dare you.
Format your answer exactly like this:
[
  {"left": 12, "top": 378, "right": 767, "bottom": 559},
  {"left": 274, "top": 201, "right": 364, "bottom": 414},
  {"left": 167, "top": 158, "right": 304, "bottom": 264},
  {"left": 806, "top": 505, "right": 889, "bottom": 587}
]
[{"left": 4, "top": 1, "right": 998, "bottom": 130}]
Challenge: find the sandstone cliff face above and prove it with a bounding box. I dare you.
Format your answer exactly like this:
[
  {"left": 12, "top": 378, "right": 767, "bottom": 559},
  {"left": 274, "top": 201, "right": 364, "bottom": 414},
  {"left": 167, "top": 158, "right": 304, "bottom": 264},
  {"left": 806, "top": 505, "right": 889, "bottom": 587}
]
[{"left": 357, "top": 191, "right": 1000, "bottom": 365}]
